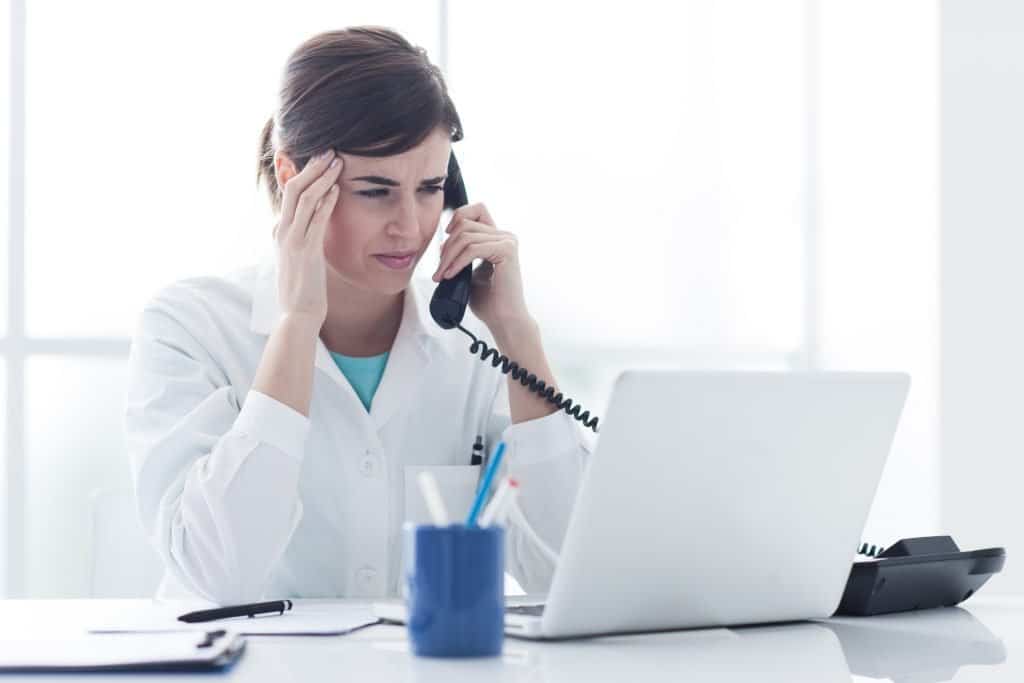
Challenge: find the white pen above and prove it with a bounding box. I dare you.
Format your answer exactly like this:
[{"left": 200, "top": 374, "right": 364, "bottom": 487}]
[
  {"left": 492, "top": 483, "right": 520, "bottom": 527},
  {"left": 417, "top": 471, "right": 449, "bottom": 526},
  {"left": 480, "top": 477, "right": 519, "bottom": 527}
]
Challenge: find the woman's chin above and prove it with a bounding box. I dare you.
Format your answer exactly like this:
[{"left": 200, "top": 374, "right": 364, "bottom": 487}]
[{"left": 371, "top": 268, "right": 416, "bottom": 294}]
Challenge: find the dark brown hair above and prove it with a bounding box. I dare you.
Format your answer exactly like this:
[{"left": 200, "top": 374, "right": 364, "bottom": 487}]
[{"left": 256, "top": 26, "right": 464, "bottom": 213}]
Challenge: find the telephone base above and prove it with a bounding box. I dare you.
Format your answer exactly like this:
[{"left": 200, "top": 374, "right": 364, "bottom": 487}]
[{"left": 835, "top": 535, "right": 1006, "bottom": 617}]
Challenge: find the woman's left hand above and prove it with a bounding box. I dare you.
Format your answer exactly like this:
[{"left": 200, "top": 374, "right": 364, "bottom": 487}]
[{"left": 432, "top": 202, "right": 531, "bottom": 333}]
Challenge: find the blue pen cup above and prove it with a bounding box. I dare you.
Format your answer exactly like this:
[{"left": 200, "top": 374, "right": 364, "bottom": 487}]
[{"left": 406, "top": 523, "right": 505, "bottom": 657}]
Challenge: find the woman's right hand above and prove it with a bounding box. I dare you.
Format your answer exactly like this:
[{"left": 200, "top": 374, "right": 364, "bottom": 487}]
[{"left": 272, "top": 149, "right": 344, "bottom": 327}]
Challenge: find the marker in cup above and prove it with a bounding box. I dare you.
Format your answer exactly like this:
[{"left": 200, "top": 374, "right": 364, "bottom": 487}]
[
  {"left": 479, "top": 477, "right": 519, "bottom": 527},
  {"left": 417, "top": 471, "right": 449, "bottom": 526}
]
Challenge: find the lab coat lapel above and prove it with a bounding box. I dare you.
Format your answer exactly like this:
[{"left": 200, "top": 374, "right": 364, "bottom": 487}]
[{"left": 367, "top": 285, "right": 434, "bottom": 432}]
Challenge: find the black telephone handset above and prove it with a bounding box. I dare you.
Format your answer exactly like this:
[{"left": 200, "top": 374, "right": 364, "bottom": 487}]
[
  {"left": 429, "top": 152, "right": 473, "bottom": 331},
  {"left": 430, "top": 154, "right": 599, "bottom": 433}
]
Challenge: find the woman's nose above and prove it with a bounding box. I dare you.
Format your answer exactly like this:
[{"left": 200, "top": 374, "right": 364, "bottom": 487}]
[{"left": 386, "top": 196, "right": 419, "bottom": 236}]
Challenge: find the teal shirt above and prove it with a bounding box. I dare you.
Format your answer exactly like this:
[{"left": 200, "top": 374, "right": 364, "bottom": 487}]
[{"left": 329, "top": 349, "right": 390, "bottom": 412}]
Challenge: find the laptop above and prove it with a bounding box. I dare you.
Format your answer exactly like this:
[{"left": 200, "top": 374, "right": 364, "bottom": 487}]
[{"left": 376, "top": 370, "right": 910, "bottom": 640}]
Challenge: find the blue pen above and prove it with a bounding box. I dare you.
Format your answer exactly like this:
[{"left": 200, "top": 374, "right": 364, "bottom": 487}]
[{"left": 466, "top": 441, "right": 506, "bottom": 526}]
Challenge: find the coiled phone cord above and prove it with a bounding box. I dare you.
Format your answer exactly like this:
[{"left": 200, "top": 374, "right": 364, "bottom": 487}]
[
  {"left": 857, "top": 542, "right": 886, "bottom": 558},
  {"left": 455, "top": 323, "right": 601, "bottom": 433}
]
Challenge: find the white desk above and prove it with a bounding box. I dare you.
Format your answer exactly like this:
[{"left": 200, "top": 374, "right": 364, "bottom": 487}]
[{"left": 0, "top": 596, "right": 1019, "bottom": 681}]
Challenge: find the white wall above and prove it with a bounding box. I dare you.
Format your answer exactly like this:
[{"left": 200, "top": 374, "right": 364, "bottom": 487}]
[
  {"left": 817, "top": 0, "right": 941, "bottom": 545},
  {"left": 941, "top": 0, "right": 1024, "bottom": 594}
]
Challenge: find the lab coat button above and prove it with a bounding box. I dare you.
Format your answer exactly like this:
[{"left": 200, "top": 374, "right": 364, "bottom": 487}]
[
  {"left": 359, "top": 457, "right": 376, "bottom": 477},
  {"left": 356, "top": 566, "right": 377, "bottom": 587}
]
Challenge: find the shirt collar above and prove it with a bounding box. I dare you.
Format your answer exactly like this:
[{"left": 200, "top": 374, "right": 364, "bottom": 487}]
[{"left": 246, "top": 246, "right": 450, "bottom": 358}]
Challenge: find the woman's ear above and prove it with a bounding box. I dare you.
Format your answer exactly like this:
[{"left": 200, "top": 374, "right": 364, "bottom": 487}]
[{"left": 274, "top": 150, "right": 298, "bottom": 190}]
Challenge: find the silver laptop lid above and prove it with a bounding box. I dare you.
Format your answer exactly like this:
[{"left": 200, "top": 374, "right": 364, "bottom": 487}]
[{"left": 542, "top": 370, "right": 910, "bottom": 638}]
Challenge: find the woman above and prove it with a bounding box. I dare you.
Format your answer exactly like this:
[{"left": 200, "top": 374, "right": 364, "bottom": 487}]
[{"left": 124, "top": 27, "right": 589, "bottom": 604}]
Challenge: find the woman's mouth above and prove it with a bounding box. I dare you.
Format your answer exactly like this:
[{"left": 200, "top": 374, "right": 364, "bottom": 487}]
[{"left": 373, "top": 253, "right": 415, "bottom": 270}]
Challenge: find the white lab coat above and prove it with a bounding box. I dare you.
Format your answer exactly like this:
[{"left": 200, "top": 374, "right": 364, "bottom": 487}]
[{"left": 124, "top": 250, "right": 590, "bottom": 604}]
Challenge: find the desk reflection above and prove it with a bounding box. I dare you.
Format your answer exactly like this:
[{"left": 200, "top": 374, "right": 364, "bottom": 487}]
[
  {"left": 824, "top": 606, "right": 1006, "bottom": 682},
  {"left": 407, "top": 623, "right": 852, "bottom": 683},
  {"left": 251, "top": 605, "right": 1006, "bottom": 683}
]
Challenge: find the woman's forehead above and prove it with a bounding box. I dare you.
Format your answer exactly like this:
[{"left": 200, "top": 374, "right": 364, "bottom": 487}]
[{"left": 344, "top": 134, "right": 450, "bottom": 178}]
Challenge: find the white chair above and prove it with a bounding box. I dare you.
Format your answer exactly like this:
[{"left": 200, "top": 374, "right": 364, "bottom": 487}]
[{"left": 88, "top": 486, "right": 164, "bottom": 598}]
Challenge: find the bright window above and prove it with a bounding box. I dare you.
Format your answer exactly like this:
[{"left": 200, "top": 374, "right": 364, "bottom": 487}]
[
  {"left": 445, "top": 1, "right": 806, "bottom": 354},
  {"left": 24, "top": 0, "right": 440, "bottom": 338}
]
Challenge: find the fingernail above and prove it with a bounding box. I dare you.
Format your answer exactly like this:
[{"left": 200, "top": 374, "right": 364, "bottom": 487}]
[{"left": 329, "top": 157, "right": 338, "bottom": 168}]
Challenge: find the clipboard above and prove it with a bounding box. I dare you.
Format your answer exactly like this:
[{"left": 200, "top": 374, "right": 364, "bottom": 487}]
[{"left": 0, "top": 629, "right": 246, "bottom": 672}]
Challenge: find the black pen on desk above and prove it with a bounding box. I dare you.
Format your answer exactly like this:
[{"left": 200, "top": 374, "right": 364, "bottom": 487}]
[
  {"left": 178, "top": 599, "right": 293, "bottom": 623},
  {"left": 470, "top": 434, "right": 484, "bottom": 466}
]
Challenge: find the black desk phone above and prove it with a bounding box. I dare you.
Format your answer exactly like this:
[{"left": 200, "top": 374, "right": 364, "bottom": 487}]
[
  {"left": 429, "top": 153, "right": 600, "bottom": 433},
  {"left": 838, "top": 536, "right": 1005, "bottom": 616}
]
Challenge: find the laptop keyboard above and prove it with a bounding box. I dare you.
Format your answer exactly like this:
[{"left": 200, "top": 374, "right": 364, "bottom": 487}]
[{"left": 505, "top": 604, "right": 546, "bottom": 616}]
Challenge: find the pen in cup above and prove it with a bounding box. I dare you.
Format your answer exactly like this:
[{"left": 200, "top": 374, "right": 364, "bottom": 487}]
[
  {"left": 479, "top": 477, "right": 519, "bottom": 527},
  {"left": 417, "top": 471, "right": 450, "bottom": 526},
  {"left": 492, "top": 484, "right": 520, "bottom": 527},
  {"left": 466, "top": 441, "right": 506, "bottom": 526}
]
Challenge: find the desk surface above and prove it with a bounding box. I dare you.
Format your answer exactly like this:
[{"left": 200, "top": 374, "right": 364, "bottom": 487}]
[{"left": 0, "top": 596, "right": 1020, "bottom": 681}]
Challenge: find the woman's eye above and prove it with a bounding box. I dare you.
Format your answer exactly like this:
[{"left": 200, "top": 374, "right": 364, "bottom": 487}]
[{"left": 355, "top": 186, "right": 442, "bottom": 199}]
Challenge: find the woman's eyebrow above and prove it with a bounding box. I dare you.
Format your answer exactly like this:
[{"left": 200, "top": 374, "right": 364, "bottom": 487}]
[{"left": 351, "top": 175, "right": 447, "bottom": 186}]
